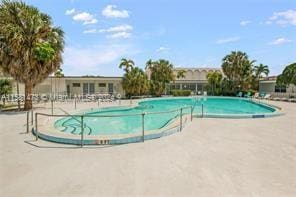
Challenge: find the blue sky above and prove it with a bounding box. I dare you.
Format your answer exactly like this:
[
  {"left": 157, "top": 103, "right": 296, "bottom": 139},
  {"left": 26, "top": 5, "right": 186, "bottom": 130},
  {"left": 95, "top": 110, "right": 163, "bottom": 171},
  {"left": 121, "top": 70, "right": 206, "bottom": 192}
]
[{"left": 24, "top": 0, "right": 295, "bottom": 76}]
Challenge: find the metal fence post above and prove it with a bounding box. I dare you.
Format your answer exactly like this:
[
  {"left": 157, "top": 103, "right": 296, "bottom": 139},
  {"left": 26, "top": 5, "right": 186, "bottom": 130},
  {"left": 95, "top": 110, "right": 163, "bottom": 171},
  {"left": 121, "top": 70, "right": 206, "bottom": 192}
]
[
  {"left": 31, "top": 110, "right": 33, "bottom": 125},
  {"left": 35, "top": 113, "right": 38, "bottom": 140},
  {"left": 180, "top": 108, "right": 183, "bottom": 131},
  {"left": 130, "top": 98, "right": 132, "bottom": 105},
  {"left": 201, "top": 104, "right": 204, "bottom": 118},
  {"left": 142, "top": 113, "right": 145, "bottom": 142},
  {"left": 26, "top": 111, "right": 30, "bottom": 133},
  {"left": 98, "top": 99, "right": 100, "bottom": 107},
  {"left": 81, "top": 116, "right": 84, "bottom": 147},
  {"left": 191, "top": 106, "right": 193, "bottom": 121},
  {"left": 51, "top": 99, "right": 53, "bottom": 115}
]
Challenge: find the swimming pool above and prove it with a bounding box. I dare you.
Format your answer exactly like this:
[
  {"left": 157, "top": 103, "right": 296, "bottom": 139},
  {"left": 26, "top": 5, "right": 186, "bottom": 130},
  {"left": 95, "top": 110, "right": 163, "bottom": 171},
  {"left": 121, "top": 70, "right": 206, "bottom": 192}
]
[{"left": 54, "top": 97, "right": 278, "bottom": 136}]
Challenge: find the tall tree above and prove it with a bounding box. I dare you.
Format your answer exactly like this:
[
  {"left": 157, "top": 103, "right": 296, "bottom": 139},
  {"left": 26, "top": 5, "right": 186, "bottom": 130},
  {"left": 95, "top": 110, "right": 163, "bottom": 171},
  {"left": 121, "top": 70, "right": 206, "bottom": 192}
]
[
  {"left": 0, "top": 0, "right": 64, "bottom": 110},
  {"left": 176, "top": 69, "right": 186, "bottom": 79},
  {"left": 119, "top": 58, "right": 134, "bottom": 73},
  {"left": 221, "top": 51, "right": 255, "bottom": 91},
  {"left": 254, "top": 64, "right": 269, "bottom": 78},
  {"left": 206, "top": 71, "right": 223, "bottom": 95},
  {"left": 253, "top": 63, "right": 269, "bottom": 90},
  {"left": 54, "top": 67, "right": 64, "bottom": 95},
  {"left": 121, "top": 66, "right": 149, "bottom": 98},
  {"left": 146, "top": 59, "right": 175, "bottom": 96},
  {"left": 279, "top": 62, "right": 296, "bottom": 86},
  {"left": 0, "top": 78, "right": 12, "bottom": 107}
]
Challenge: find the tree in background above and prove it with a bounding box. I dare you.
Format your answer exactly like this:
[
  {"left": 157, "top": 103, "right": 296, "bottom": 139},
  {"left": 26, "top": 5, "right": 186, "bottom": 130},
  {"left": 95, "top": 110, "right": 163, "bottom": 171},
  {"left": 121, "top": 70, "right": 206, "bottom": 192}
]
[
  {"left": 176, "top": 69, "right": 186, "bottom": 80},
  {"left": 0, "top": 78, "right": 12, "bottom": 107},
  {"left": 221, "top": 51, "right": 255, "bottom": 93},
  {"left": 206, "top": 71, "right": 223, "bottom": 95},
  {"left": 120, "top": 60, "right": 149, "bottom": 98},
  {"left": 54, "top": 67, "right": 64, "bottom": 95},
  {"left": 119, "top": 58, "right": 134, "bottom": 73},
  {"left": 0, "top": 0, "right": 64, "bottom": 110},
  {"left": 277, "top": 63, "right": 296, "bottom": 93},
  {"left": 280, "top": 63, "right": 296, "bottom": 86},
  {"left": 253, "top": 63, "right": 269, "bottom": 90},
  {"left": 146, "top": 59, "right": 175, "bottom": 96},
  {"left": 275, "top": 74, "right": 286, "bottom": 93},
  {"left": 254, "top": 64, "right": 269, "bottom": 78}
]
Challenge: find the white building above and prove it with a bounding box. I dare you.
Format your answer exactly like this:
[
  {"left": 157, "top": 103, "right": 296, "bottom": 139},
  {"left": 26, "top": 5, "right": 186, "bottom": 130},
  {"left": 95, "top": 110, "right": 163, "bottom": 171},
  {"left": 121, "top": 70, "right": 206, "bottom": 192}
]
[
  {"left": 2, "top": 66, "right": 222, "bottom": 97},
  {"left": 146, "top": 67, "right": 223, "bottom": 94},
  {"left": 1, "top": 76, "right": 124, "bottom": 97},
  {"left": 259, "top": 76, "right": 296, "bottom": 98}
]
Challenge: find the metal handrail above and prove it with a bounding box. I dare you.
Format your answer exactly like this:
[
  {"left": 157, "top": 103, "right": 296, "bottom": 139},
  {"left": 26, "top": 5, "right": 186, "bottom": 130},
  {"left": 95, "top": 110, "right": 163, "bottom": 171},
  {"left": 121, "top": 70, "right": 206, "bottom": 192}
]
[
  {"left": 35, "top": 106, "right": 192, "bottom": 118},
  {"left": 36, "top": 106, "right": 191, "bottom": 118},
  {"left": 33, "top": 105, "right": 194, "bottom": 146}
]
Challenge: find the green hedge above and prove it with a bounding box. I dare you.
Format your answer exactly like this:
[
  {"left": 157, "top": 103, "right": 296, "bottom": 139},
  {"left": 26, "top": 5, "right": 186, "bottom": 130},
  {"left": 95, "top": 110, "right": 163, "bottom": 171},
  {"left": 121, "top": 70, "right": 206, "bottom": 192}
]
[{"left": 170, "top": 89, "right": 191, "bottom": 96}]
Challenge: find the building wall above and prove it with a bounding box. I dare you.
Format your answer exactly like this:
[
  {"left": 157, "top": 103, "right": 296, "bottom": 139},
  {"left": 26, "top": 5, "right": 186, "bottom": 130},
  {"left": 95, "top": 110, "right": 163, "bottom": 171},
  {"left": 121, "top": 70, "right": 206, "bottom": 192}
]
[
  {"left": 259, "top": 80, "right": 296, "bottom": 98},
  {"left": 65, "top": 78, "right": 123, "bottom": 95},
  {"left": 287, "top": 84, "right": 296, "bottom": 93},
  {"left": 172, "top": 68, "right": 222, "bottom": 81},
  {"left": 145, "top": 67, "right": 222, "bottom": 81},
  {"left": 167, "top": 68, "right": 222, "bottom": 93},
  {"left": 2, "top": 77, "right": 125, "bottom": 97},
  {"left": 259, "top": 81, "right": 276, "bottom": 92},
  {"left": 33, "top": 78, "right": 66, "bottom": 94}
]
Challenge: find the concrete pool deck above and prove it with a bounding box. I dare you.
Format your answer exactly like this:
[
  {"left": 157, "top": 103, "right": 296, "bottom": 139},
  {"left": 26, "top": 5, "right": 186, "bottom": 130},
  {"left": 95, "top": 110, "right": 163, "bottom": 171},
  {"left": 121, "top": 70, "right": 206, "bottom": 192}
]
[{"left": 0, "top": 99, "right": 295, "bottom": 196}]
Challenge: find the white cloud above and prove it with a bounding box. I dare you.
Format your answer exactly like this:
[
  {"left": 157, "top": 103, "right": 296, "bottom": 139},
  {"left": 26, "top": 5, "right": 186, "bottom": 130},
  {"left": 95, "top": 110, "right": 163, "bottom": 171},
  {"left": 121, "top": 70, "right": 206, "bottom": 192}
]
[
  {"left": 156, "top": 47, "right": 170, "bottom": 53},
  {"left": 102, "top": 5, "right": 129, "bottom": 18},
  {"left": 72, "top": 12, "right": 98, "bottom": 25},
  {"left": 99, "top": 25, "right": 133, "bottom": 39},
  {"left": 267, "top": 9, "right": 296, "bottom": 26},
  {"left": 99, "top": 24, "right": 133, "bottom": 33},
  {"left": 63, "top": 45, "right": 137, "bottom": 75},
  {"left": 83, "top": 19, "right": 98, "bottom": 25},
  {"left": 240, "top": 20, "right": 251, "bottom": 26},
  {"left": 107, "top": 32, "right": 131, "bottom": 39},
  {"left": 265, "top": 21, "right": 272, "bottom": 25},
  {"left": 83, "top": 29, "right": 97, "bottom": 34},
  {"left": 269, "top": 37, "right": 292, "bottom": 45},
  {"left": 65, "top": 8, "right": 76, "bottom": 15},
  {"left": 216, "top": 37, "right": 240, "bottom": 44}
]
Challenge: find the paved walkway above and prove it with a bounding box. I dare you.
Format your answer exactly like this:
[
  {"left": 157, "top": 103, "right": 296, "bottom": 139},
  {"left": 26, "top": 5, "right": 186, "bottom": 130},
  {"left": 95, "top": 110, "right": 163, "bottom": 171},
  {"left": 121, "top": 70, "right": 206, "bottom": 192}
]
[{"left": 0, "top": 100, "right": 295, "bottom": 197}]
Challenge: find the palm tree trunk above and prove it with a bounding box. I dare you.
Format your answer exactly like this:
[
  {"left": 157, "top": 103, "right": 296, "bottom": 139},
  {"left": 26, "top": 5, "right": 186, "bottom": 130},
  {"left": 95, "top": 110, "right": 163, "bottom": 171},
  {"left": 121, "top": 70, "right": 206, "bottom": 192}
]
[{"left": 24, "top": 82, "right": 33, "bottom": 110}]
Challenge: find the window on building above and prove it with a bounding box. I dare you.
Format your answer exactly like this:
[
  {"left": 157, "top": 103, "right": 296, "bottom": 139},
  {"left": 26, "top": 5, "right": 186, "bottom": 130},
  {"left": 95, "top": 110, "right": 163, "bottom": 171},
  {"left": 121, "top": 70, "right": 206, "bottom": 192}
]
[
  {"left": 275, "top": 85, "right": 286, "bottom": 93},
  {"left": 72, "top": 83, "right": 80, "bottom": 87},
  {"left": 98, "top": 83, "right": 106, "bottom": 87},
  {"left": 182, "top": 83, "right": 196, "bottom": 91},
  {"left": 170, "top": 84, "right": 181, "bottom": 90}
]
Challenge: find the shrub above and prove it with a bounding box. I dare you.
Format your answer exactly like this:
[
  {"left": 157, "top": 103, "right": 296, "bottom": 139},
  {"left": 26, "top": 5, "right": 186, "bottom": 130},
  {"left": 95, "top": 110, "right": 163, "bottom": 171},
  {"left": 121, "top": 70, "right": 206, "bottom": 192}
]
[{"left": 170, "top": 89, "right": 191, "bottom": 96}]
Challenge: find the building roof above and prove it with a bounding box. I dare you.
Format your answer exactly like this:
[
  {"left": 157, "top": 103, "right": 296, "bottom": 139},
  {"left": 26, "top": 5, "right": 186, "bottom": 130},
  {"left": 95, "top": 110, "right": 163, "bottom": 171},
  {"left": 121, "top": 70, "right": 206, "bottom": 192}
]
[
  {"left": 48, "top": 76, "right": 123, "bottom": 79},
  {"left": 261, "top": 76, "right": 277, "bottom": 81},
  {"left": 173, "top": 67, "right": 222, "bottom": 72}
]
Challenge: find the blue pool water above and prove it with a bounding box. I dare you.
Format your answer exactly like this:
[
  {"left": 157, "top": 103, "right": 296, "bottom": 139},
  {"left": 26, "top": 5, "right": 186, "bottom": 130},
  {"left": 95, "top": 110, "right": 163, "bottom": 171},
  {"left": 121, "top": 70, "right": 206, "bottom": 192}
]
[{"left": 54, "top": 97, "right": 276, "bottom": 135}]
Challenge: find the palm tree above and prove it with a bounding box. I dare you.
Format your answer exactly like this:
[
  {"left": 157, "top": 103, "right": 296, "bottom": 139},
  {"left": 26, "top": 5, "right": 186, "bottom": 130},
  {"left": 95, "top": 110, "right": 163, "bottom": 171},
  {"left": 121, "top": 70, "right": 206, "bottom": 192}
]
[
  {"left": 148, "top": 59, "right": 175, "bottom": 96},
  {"left": 206, "top": 71, "right": 223, "bottom": 95},
  {"left": 54, "top": 67, "right": 64, "bottom": 95},
  {"left": 221, "top": 51, "right": 255, "bottom": 92},
  {"left": 253, "top": 64, "right": 269, "bottom": 91},
  {"left": 0, "top": 78, "right": 12, "bottom": 107},
  {"left": 122, "top": 67, "right": 149, "bottom": 98},
  {"left": 254, "top": 64, "right": 269, "bottom": 78},
  {"left": 176, "top": 69, "right": 186, "bottom": 79},
  {"left": 0, "top": 1, "right": 64, "bottom": 110},
  {"left": 119, "top": 58, "right": 134, "bottom": 73}
]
